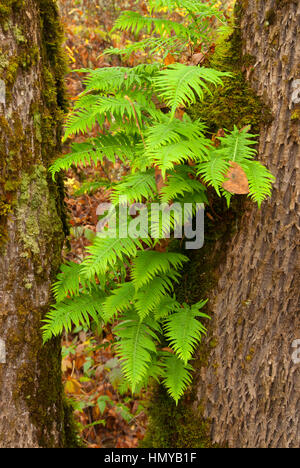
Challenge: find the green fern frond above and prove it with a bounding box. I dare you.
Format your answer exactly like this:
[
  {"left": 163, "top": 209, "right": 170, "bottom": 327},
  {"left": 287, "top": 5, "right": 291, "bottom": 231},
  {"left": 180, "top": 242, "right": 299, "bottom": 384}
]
[
  {"left": 110, "top": 169, "right": 157, "bottom": 205},
  {"left": 163, "top": 301, "right": 208, "bottom": 363},
  {"left": 197, "top": 150, "right": 230, "bottom": 196},
  {"left": 153, "top": 295, "right": 179, "bottom": 321},
  {"left": 114, "top": 310, "right": 160, "bottom": 390},
  {"left": 162, "top": 354, "right": 193, "bottom": 404},
  {"left": 218, "top": 126, "right": 258, "bottom": 163},
  {"left": 102, "top": 282, "right": 135, "bottom": 323},
  {"left": 104, "top": 36, "right": 186, "bottom": 58},
  {"left": 63, "top": 108, "right": 104, "bottom": 141},
  {"left": 52, "top": 261, "right": 83, "bottom": 303},
  {"left": 149, "top": 0, "right": 222, "bottom": 17},
  {"left": 82, "top": 234, "right": 151, "bottom": 278},
  {"left": 135, "top": 276, "right": 174, "bottom": 320},
  {"left": 243, "top": 161, "right": 275, "bottom": 208},
  {"left": 78, "top": 64, "right": 160, "bottom": 93},
  {"left": 113, "top": 10, "right": 189, "bottom": 38},
  {"left": 131, "top": 251, "right": 188, "bottom": 289},
  {"left": 145, "top": 116, "right": 207, "bottom": 149},
  {"left": 160, "top": 168, "right": 206, "bottom": 203},
  {"left": 42, "top": 290, "right": 105, "bottom": 343},
  {"left": 154, "top": 64, "right": 229, "bottom": 118},
  {"left": 50, "top": 134, "right": 136, "bottom": 177}
]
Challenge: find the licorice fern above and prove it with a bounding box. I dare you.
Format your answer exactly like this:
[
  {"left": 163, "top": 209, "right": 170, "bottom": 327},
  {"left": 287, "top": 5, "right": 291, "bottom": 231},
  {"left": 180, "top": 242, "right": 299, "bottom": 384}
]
[{"left": 44, "top": 1, "right": 275, "bottom": 403}]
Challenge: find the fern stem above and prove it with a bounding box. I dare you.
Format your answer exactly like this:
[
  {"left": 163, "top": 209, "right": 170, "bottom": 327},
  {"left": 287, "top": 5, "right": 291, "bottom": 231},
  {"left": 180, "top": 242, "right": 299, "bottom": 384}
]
[{"left": 124, "top": 95, "right": 146, "bottom": 148}]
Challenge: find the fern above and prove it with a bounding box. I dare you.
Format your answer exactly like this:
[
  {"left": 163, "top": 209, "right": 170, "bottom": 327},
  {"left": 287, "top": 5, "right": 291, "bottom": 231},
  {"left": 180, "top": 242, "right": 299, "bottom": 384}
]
[
  {"left": 162, "top": 354, "right": 193, "bottom": 404},
  {"left": 52, "top": 261, "right": 83, "bottom": 303},
  {"left": 45, "top": 1, "right": 275, "bottom": 404},
  {"left": 42, "top": 290, "right": 105, "bottom": 343},
  {"left": 164, "top": 301, "right": 209, "bottom": 363},
  {"left": 113, "top": 10, "right": 189, "bottom": 38},
  {"left": 114, "top": 310, "right": 160, "bottom": 390},
  {"left": 110, "top": 169, "right": 157, "bottom": 205},
  {"left": 160, "top": 167, "right": 206, "bottom": 203},
  {"left": 154, "top": 64, "right": 229, "bottom": 118},
  {"left": 198, "top": 127, "right": 275, "bottom": 204},
  {"left": 243, "top": 161, "right": 275, "bottom": 207},
  {"left": 79, "top": 64, "right": 160, "bottom": 93},
  {"left": 135, "top": 275, "right": 175, "bottom": 320},
  {"left": 50, "top": 133, "right": 137, "bottom": 177},
  {"left": 105, "top": 36, "right": 187, "bottom": 58},
  {"left": 82, "top": 234, "right": 151, "bottom": 278},
  {"left": 131, "top": 251, "right": 188, "bottom": 289},
  {"left": 197, "top": 149, "right": 230, "bottom": 196},
  {"left": 102, "top": 282, "right": 135, "bottom": 323}
]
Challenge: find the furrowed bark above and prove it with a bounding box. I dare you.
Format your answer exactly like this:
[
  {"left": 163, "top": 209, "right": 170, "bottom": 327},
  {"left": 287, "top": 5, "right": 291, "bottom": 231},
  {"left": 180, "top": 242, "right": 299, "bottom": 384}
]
[{"left": 194, "top": 0, "right": 300, "bottom": 448}]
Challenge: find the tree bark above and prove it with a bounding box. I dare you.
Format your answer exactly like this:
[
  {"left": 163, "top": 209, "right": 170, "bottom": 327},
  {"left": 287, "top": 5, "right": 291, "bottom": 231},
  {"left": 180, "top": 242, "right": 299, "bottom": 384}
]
[
  {"left": 0, "top": 0, "right": 70, "bottom": 448},
  {"left": 194, "top": 0, "right": 300, "bottom": 448}
]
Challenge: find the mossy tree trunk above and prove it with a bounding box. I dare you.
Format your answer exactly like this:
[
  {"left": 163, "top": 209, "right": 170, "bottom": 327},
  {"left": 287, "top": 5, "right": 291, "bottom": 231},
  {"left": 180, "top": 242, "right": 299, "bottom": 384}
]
[
  {"left": 0, "top": 0, "right": 73, "bottom": 448},
  {"left": 144, "top": 0, "right": 299, "bottom": 449}
]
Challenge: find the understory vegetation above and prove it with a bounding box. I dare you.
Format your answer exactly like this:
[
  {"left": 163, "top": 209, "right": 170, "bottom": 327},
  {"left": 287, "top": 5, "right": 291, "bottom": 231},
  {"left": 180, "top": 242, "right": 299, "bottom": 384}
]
[{"left": 44, "top": 0, "right": 274, "bottom": 415}]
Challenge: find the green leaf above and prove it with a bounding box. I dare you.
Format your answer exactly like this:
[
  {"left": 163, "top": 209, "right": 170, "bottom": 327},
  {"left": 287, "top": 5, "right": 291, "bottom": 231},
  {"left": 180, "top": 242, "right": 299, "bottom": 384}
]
[
  {"left": 131, "top": 251, "right": 188, "bottom": 290},
  {"left": 114, "top": 310, "right": 160, "bottom": 390},
  {"left": 163, "top": 301, "right": 208, "bottom": 363},
  {"left": 162, "top": 354, "right": 193, "bottom": 404},
  {"left": 154, "top": 63, "right": 229, "bottom": 118},
  {"left": 42, "top": 290, "right": 105, "bottom": 343}
]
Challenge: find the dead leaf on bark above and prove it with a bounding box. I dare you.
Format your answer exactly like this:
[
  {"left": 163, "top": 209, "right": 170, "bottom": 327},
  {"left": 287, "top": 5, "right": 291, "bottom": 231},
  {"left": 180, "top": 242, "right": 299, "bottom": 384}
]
[{"left": 222, "top": 161, "right": 250, "bottom": 194}]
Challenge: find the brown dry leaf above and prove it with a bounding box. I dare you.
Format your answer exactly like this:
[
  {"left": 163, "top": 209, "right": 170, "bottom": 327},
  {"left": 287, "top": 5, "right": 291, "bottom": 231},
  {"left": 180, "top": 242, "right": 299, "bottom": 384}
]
[
  {"left": 175, "top": 107, "right": 185, "bottom": 120},
  {"left": 222, "top": 161, "right": 250, "bottom": 195},
  {"left": 164, "top": 53, "right": 175, "bottom": 66},
  {"left": 212, "top": 128, "right": 225, "bottom": 147},
  {"left": 191, "top": 52, "right": 205, "bottom": 65},
  {"left": 65, "top": 377, "right": 82, "bottom": 395},
  {"left": 62, "top": 357, "right": 73, "bottom": 373}
]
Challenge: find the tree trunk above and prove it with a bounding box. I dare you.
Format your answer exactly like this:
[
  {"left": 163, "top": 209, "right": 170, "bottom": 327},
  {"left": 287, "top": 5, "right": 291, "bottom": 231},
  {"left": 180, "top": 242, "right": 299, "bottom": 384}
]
[
  {"left": 195, "top": 0, "right": 300, "bottom": 448},
  {"left": 0, "top": 0, "right": 72, "bottom": 448},
  {"left": 143, "top": 0, "right": 299, "bottom": 449}
]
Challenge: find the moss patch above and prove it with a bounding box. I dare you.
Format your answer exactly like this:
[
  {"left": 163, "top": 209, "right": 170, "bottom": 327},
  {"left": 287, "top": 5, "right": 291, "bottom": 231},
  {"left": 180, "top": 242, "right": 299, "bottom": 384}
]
[
  {"left": 187, "top": 23, "right": 272, "bottom": 135},
  {"left": 0, "top": 0, "right": 24, "bottom": 22},
  {"left": 141, "top": 388, "right": 221, "bottom": 448}
]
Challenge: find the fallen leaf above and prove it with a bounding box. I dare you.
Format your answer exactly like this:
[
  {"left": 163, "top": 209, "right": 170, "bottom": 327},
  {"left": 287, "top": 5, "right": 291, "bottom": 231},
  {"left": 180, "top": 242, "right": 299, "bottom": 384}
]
[
  {"left": 222, "top": 161, "right": 250, "bottom": 194},
  {"left": 164, "top": 53, "right": 175, "bottom": 65}
]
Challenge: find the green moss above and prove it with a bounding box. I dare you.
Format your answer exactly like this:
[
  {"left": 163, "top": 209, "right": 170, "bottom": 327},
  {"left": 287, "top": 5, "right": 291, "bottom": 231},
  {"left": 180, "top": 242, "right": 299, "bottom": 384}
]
[
  {"left": 291, "top": 109, "right": 300, "bottom": 121},
  {"left": 187, "top": 25, "right": 272, "bottom": 134},
  {"left": 0, "top": 114, "right": 25, "bottom": 248},
  {"left": 0, "top": 0, "right": 24, "bottom": 23},
  {"left": 0, "top": 51, "right": 9, "bottom": 71},
  {"left": 141, "top": 388, "right": 223, "bottom": 448}
]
